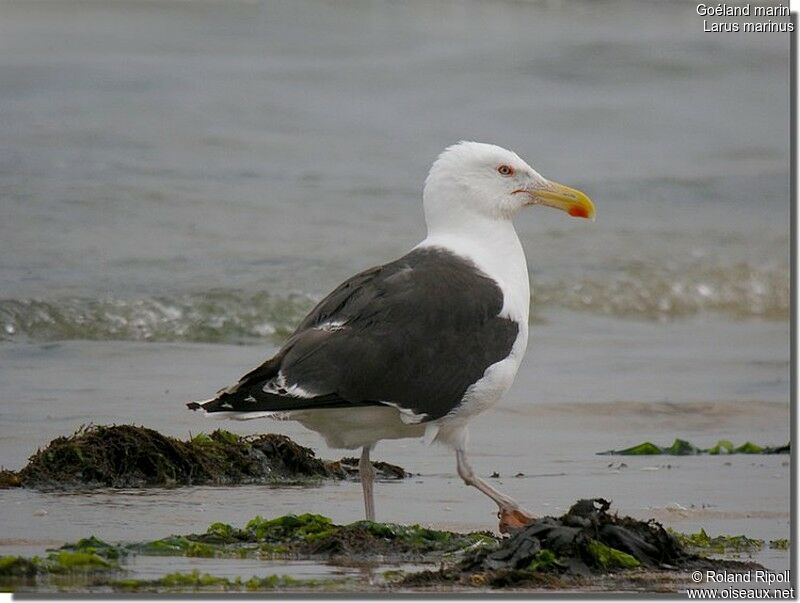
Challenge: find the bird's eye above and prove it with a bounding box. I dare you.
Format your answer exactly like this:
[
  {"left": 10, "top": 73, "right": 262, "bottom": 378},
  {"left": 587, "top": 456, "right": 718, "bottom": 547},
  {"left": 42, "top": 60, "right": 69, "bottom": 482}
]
[{"left": 497, "top": 165, "right": 514, "bottom": 176}]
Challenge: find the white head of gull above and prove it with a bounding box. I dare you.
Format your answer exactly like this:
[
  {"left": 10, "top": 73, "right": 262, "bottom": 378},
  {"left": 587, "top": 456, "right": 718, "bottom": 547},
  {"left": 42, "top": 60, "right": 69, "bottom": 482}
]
[{"left": 189, "top": 141, "right": 595, "bottom": 532}]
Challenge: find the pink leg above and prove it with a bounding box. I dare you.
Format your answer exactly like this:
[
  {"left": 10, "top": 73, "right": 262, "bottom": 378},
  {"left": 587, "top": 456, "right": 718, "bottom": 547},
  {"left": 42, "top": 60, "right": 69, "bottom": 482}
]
[{"left": 455, "top": 448, "right": 534, "bottom": 533}]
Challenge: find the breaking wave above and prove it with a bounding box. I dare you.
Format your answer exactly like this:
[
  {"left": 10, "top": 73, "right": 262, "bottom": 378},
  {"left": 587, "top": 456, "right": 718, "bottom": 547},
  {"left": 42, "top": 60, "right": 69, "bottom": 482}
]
[
  {"left": 0, "top": 262, "right": 788, "bottom": 344},
  {"left": 535, "top": 261, "right": 788, "bottom": 322},
  {"left": 0, "top": 291, "right": 316, "bottom": 344}
]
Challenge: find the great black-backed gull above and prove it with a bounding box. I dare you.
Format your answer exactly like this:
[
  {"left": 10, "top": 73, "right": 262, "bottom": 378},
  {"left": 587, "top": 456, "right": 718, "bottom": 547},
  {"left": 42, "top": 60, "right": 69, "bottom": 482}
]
[{"left": 188, "top": 141, "right": 595, "bottom": 532}]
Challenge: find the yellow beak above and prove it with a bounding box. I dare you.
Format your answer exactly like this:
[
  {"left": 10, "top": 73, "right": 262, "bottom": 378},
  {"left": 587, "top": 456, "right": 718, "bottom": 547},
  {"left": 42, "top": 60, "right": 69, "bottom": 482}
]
[{"left": 520, "top": 180, "right": 596, "bottom": 220}]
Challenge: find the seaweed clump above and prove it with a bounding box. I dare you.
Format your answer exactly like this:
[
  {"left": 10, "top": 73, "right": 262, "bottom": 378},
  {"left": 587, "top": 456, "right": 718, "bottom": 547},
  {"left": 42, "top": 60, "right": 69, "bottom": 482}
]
[
  {"left": 132, "top": 514, "right": 498, "bottom": 561},
  {"left": 599, "top": 438, "right": 790, "bottom": 456},
  {"left": 671, "top": 528, "right": 765, "bottom": 556},
  {"left": 7, "top": 425, "right": 407, "bottom": 489},
  {"left": 404, "top": 499, "right": 761, "bottom": 589},
  {"left": 0, "top": 470, "right": 21, "bottom": 488},
  {"left": 299, "top": 519, "right": 496, "bottom": 559},
  {"left": 464, "top": 499, "right": 685, "bottom": 575},
  {"left": 52, "top": 513, "right": 497, "bottom": 564},
  {"left": 0, "top": 550, "right": 120, "bottom": 591}
]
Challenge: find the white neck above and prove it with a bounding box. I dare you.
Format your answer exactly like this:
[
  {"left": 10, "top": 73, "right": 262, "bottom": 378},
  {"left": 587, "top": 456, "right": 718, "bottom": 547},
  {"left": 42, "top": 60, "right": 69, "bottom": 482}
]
[{"left": 415, "top": 213, "right": 531, "bottom": 326}]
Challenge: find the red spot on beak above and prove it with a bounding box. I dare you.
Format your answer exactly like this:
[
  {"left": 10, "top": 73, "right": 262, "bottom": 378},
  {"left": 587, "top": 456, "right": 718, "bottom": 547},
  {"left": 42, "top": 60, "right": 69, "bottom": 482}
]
[{"left": 568, "top": 206, "right": 590, "bottom": 218}]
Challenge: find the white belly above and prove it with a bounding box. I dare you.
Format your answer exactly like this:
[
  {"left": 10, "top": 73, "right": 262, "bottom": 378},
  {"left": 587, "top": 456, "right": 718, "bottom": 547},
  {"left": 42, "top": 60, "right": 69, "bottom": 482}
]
[{"left": 290, "top": 406, "right": 426, "bottom": 450}]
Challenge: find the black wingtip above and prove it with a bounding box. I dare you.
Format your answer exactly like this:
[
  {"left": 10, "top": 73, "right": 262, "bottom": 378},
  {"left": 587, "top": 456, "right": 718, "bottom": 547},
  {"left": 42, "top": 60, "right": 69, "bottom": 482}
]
[{"left": 187, "top": 401, "right": 202, "bottom": 411}]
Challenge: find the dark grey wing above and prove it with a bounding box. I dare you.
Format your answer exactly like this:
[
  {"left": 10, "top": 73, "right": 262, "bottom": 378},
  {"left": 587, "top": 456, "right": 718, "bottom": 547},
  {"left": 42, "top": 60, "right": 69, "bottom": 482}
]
[
  {"left": 190, "top": 263, "right": 388, "bottom": 413},
  {"left": 190, "top": 247, "right": 519, "bottom": 422}
]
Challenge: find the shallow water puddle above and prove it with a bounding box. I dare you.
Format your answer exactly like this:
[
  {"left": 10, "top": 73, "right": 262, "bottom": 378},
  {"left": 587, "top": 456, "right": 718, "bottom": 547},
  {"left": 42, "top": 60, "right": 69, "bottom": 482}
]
[{"left": 123, "top": 555, "right": 430, "bottom": 583}]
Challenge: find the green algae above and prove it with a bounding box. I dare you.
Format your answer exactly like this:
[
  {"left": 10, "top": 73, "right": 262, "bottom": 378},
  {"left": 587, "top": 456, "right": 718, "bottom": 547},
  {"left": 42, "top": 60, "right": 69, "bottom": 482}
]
[
  {"left": 605, "top": 441, "right": 663, "bottom": 455},
  {"left": 45, "top": 551, "right": 117, "bottom": 572},
  {"left": 599, "top": 438, "right": 789, "bottom": 456},
  {"left": 0, "top": 556, "right": 38, "bottom": 578},
  {"left": 52, "top": 513, "right": 497, "bottom": 569},
  {"left": 259, "top": 543, "right": 291, "bottom": 555},
  {"left": 6, "top": 425, "right": 408, "bottom": 490},
  {"left": 706, "top": 439, "right": 735, "bottom": 455},
  {"left": 733, "top": 441, "right": 764, "bottom": 454},
  {"left": 185, "top": 542, "right": 216, "bottom": 558},
  {"left": 381, "top": 569, "right": 406, "bottom": 583},
  {"left": 670, "top": 528, "right": 764, "bottom": 555},
  {"left": 245, "top": 513, "right": 335, "bottom": 542},
  {"left": 769, "top": 539, "right": 789, "bottom": 550},
  {"left": 59, "top": 536, "right": 126, "bottom": 560},
  {"left": 526, "top": 549, "right": 560, "bottom": 572},
  {"left": 0, "top": 549, "right": 119, "bottom": 586},
  {"left": 128, "top": 536, "right": 214, "bottom": 558},
  {"left": 189, "top": 432, "right": 214, "bottom": 446},
  {"left": 664, "top": 438, "right": 700, "bottom": 455},
  {"left": 201, "top": 514, "right": 494, "bottom": 558},
  {"left": 133, "top": 536, "right": 196, "bottom": 556},
  {"left": 205, "top": 522, "right": 237, "bottom": 543},
  {"left": 586, "top": 540, "right": 640, "bottom": 569}
]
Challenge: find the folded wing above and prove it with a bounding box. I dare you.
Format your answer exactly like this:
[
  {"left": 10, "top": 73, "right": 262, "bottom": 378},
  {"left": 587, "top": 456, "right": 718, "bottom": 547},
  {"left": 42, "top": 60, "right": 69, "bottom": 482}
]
[{"left": 188, "top": 247, "right": 519, "bottom": 422}]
